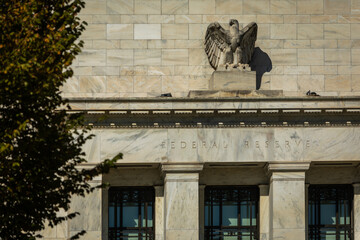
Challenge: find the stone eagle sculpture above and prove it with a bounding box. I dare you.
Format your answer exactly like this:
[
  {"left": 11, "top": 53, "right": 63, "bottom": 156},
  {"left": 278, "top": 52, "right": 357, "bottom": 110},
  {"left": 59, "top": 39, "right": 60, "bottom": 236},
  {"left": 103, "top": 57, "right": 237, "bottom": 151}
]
[{"left": 205, "top": 20, "right": 257, "bottom": 70}]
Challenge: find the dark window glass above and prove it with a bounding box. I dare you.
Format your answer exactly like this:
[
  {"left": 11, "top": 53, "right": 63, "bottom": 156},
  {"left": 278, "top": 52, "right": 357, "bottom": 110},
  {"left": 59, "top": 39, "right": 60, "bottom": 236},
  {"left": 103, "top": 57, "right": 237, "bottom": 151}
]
[
  {"left": 308, "top": 185, "right": 353, "bottom": 240},
  {"left": 205, "top": 186, "right": 259, "bottom": 240},
  {"left": 108, "top": 187, "right": 154, "bottom": 240}
]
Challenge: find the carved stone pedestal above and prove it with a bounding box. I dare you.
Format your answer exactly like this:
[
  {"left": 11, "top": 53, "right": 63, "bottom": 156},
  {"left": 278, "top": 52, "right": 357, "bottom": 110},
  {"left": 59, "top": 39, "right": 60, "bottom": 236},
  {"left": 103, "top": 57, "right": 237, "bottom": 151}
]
[{"left": 210, "top": 70, "right": 256, "bottom": 90}]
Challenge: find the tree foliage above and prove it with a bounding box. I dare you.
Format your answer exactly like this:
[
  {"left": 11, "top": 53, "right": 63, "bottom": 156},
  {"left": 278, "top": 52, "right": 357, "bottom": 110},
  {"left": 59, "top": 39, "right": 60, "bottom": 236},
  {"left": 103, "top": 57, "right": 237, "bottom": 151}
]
[{"left": 0, "top": 1, "right": 120, "bottom": 239}]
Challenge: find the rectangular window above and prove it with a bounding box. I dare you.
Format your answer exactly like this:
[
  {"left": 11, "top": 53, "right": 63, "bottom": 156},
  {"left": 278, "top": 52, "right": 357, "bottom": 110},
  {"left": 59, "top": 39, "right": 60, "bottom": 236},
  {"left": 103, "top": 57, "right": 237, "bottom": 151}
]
[
  {"left": 308, "top": 185, "right": 353, "bottom": 240},
  {"left": 205, "top": 186, "right": 259, "bottom": 240},
  {"left": 108, "top": 187, "right": 154, "bottom": 240}
]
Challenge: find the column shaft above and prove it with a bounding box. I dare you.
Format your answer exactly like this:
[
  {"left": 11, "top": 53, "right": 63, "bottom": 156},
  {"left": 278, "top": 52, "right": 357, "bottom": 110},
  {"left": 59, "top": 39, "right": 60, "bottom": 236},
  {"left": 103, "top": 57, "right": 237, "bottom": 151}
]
[
  {"left": 259, "top": 185, "right": 269, "bottom": 240},
  {"left": 267, "top": 163, "right": 309, "bottom": 240},
  {"left": 354, "top": 183, "right": 360, "bottom": 240},
  {"left": 162, "top": 163, "right": 203, "bottom": 240}
]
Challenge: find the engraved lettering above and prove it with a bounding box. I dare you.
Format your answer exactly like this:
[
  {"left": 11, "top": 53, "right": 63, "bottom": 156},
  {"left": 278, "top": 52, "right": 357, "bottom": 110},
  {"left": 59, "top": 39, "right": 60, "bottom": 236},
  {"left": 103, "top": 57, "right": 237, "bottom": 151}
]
[
  {"left": 306, "top": 140, "right": 310, "bottom": 148},
  {"left": 171, "top": 141, "right": 175, "bottom": 149},
  {"left": 192, "top": 141, "right": 197, "bottom": 149},
  {"left": 212, "top": 142, "right": 217, "bottom": 148},
  {"left": 295, "top": 139, "right": 302, "bottom": 146},
  {"left": 202, "top": 141, "right": 207, "bottom": 148},
  {"left": 265, "top": 141, "right": 269, "bottom": 148},
  {"left": 181, "top": 141, "right": 186, "bottom": 149},
  {"left": 244, "top": 141, "right": 249, "bottom": 148},
  {"left": 223, "top": 141, "right": 228, "bottom": 148},
  {"left": 255, "top": 141, "right": 260, "bottom": 149},
  {"left": 285, "top": 141, "right": 290, "bottom": 148},
  {"left": 275, "top": 141, "right": 279, "bottom": 148}
]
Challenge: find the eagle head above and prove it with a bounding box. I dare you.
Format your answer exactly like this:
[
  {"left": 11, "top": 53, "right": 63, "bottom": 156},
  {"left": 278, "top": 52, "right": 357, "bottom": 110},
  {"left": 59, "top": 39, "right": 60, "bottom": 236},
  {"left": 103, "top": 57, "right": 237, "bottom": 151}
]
[{"left": 229, "top": 19, "right": 239, "bottom": 28}]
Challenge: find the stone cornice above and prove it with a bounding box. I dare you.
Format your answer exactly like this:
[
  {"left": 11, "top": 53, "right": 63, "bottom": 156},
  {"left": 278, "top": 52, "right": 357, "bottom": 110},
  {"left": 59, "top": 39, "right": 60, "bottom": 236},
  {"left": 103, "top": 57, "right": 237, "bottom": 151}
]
[{"left": 64, "top": 96, "right": 360, "bottom": 128}]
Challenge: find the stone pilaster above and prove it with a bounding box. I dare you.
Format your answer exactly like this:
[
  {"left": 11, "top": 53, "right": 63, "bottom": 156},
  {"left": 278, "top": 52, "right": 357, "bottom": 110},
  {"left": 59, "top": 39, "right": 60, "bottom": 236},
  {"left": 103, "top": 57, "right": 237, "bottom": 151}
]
[
  {"left": 353, "top": 183, "right": 360, "bottom": 240},
  {"left": 154, "top": 185, "right": 165, "bottom": 240},
  {"left": 69, "top": 177, "right": 103, "bottom": 239},
  {"left": 259, "top": 184, "right": 269, "bottom": 240},
  {"left": 266, "top": 163, "right": 310, "bottom": 240},
  {"left": 161, "top": 163, "right": 204, "bottom": 240}
]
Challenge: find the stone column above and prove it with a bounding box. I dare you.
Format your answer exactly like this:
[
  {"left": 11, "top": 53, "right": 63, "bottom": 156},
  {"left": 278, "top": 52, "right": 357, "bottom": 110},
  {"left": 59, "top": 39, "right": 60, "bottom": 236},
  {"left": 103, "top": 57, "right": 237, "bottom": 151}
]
[
  {"left": 259, "top": 185, "right": 269, "bottom": 240},
  {"left": 161, "top": 163, "right": 204, "bottom": 240},
  {"left": 155, "top": 186, "right": 165, "bottom": 240},
  {"left": 266, "top": 163, "right": 310, "bottom": 240},
  {"left": 353, "top": 183, "right": 360, "bottom": 240},
  {"left": 199, "top": 185, "right": 206, "bottom": 240}
]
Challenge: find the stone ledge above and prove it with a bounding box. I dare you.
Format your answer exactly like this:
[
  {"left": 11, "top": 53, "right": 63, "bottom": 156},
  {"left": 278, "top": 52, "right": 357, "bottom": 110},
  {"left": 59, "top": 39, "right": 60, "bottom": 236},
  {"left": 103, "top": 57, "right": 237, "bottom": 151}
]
[
  {"left": 161, "top": 163, "right": 204, "bottom": 173},
  {"left": 266, "top": 162, "right": 311, "bottom": 173},
  {"left": 188, "top": 90, "right": 283, "bottom": 98}
]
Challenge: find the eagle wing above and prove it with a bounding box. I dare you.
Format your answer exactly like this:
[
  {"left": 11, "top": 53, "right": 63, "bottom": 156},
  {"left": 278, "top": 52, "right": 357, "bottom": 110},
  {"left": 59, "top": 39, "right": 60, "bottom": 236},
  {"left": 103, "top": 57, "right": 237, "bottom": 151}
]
[
  {"left": 204, "top": 22, "right": 231, "bottom": 70},
  {"left": 239, "top": 22, "right": 258, "bottom": 64}
]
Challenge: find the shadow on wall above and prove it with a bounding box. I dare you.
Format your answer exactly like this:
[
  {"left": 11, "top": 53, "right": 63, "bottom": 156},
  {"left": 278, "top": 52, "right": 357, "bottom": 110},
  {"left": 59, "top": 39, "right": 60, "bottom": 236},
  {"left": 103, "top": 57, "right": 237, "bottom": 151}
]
[{"left": 249, "top": 47, "right": 272, "bottom": 90}]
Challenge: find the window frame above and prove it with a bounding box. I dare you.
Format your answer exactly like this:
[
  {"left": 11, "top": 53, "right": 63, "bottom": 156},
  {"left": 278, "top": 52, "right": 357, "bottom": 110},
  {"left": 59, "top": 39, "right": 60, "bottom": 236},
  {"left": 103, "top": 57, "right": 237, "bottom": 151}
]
[
  {"left": 108, "top": 187, "right": 155, "bottom": 240},
  {"left": 204, "top": 185, "right": 259, "bottom": 240},
  {"left": 308, "top": 184, "right": 354, "bottom": 240}
]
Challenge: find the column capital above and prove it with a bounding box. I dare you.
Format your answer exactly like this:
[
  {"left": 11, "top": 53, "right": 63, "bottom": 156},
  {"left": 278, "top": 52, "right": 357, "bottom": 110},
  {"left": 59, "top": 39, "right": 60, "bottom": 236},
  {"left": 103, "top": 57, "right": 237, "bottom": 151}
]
[
  {"left": 265, "top": 162, "right": 310, "bottom": 175},
  {"left": 161, "top": 163, "right": 204, "bottom": 173}
]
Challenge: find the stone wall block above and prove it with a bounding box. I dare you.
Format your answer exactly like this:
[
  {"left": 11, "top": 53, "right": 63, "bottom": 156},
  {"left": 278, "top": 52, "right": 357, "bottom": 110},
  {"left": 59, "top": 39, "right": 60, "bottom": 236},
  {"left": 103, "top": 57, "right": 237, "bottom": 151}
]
[
  {"left": 81, "top": 24, "right": 106, "bottom": 39},
  {"left": 257, "top": 15, "right": 284, "bottom": 23},
  {"left": 81, "top": 0, "right": 107, "bottom": 15},
  {"left": 121, "top": 40, "right": 148, "bottom": 49},
  {"left": 243, "top": 0, "right": 270, "bottom": 14},
  {"left": 135, "top": 0, "right": 161, "bottom": 14},
  {"left": 324, "top": 0, "right": 351, "bottom": 14},
  {"left": 325, "top": 24, "right": 351, "bottom": 39},
  {"left": 148, "top": 15, "right": 175, "bottom": 24},
  {"left": 189, "top": 0, "right": 215, "bottom": 14},
  {"left": 107, "top": 24, "right": 133, "bottom": 39},
  {"left": 270, "top": 0, "right": 297, "bottom": 14},
  {"left": 325, "top": 75, "right": 351, "bottom": 91},
  {"left": 175, "top": 15, "right": 202, "bottom": 24},
  {"left": 298, "top": 49, "right": 324, "bottom": 65},
  {"left": 270, "top": 49, "right": 297, "bottom": 65},
  {"left": 134, "top": 49, "right": 162, "bottom": 66},
  {"left": 189, "top": 49, "right": 208, "bottom": 65},
  {"left": 310, "top": 40, "right": 337, "bottom": 49},
  {"left": 92, "top": 15, "right": 121, "bottom": 24},
  {"left": 78, "top": 50, "right": 106, "bottom": 66},
  {"left": 284, "top": 15, "right": 310, "bottom": 24},
  {"left": 325, "top": 49, "right": 351, "bottom": 65},
  {"left": 79, "top": 76, "right": 106, "bottom": 93},
  {"left": 162, "top": 49, "right": 189, "bottom": 65},
  {"left": 215, "top": 0, "right": 243, "bottom": 14},
  {"left": 121, "top": 15, "right": 148, "bottom": 24},
  {"left": 297, "top": 75, "right": 325, "bottom": 92},
  {"left": 352, "top": 49, "right": 360, "bottom": 64},
  {"left": 107, "top": 76, "right": 134, "bottom": 93},
  {"left": 134, "top": 24, "right": 161, "bottom": 40},
  {"left": 271, "top": 24, "right": 296, "bottom": 39},
  {"left": 162, "top": 0, "right": 189, "bottom": 14},
  {"left": 297, "top": 0, "right": 323, "bottom": 14},
  {"left": 107, "top": 0, "right": 134, "bottom": 14},
  {"left": 107, "top": 49, "right": 134, "bottom": 66},
  {"left": 134, "top": 76, "right": 162, "bottom": 93},
  {"left": 148, "top": 40, "right": 175, "bottom": 49},
  {"left": 284, "top": 40, "right": 310, "bottom": 49},
  {"left": 162, "top": 24, "right": 189, "bottom": 40},
  {"left": 298, "top": 24, "right": 324, "bottom": 39}
]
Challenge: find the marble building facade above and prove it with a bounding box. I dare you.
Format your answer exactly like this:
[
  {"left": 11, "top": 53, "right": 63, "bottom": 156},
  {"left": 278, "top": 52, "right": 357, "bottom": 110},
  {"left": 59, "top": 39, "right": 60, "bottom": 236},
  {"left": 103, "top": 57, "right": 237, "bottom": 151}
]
[{"left": 42, "top": 0, "right": 360, "bottom": 239}]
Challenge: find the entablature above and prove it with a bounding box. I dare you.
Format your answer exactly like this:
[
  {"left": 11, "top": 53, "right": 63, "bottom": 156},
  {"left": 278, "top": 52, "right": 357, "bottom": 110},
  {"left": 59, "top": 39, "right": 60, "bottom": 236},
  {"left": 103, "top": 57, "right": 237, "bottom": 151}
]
[{"left": 66, "top": 96, "right": 360, "bottom": 128}]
